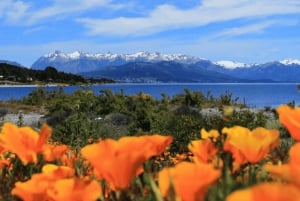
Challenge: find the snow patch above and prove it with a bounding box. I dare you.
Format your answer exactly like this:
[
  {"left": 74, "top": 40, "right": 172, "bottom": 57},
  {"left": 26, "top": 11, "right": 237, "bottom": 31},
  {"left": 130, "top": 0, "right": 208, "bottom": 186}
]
[
  {"left": 215, "top": 60, "right": 250, "bottom": 69},
  {"left": 280, "top": 59, "right": 300, "bottom": 65},
  {"left": 43, "top": 50, "right": 203, "bottom": 64}
]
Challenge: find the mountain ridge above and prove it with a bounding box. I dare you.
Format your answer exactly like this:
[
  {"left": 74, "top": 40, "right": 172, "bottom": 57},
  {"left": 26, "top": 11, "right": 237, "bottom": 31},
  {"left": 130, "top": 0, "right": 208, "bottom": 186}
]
[
  {"left": 32, "top": 50, "right": 300, "bottom": 71},
  {"left": 4, "top": 50, "right": 300, "bottom": 83}
]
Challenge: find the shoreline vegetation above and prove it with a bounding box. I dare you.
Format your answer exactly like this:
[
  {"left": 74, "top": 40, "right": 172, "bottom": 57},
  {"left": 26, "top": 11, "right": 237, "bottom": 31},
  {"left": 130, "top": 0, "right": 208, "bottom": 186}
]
[
  {"left": 0, "top": 79, "right": 114, "bottom": 86},
  {"left": 0, "top": 106, "right": 276, "bottom": 128},
  {"left": 0, "top": 81, "right": 69, "bottom": 87},
  {"left": 0, "top": 63, "right": 115, "bottom": 87},
  {"left": 0, "top": 83, "right": 290, "bottom": 139}
]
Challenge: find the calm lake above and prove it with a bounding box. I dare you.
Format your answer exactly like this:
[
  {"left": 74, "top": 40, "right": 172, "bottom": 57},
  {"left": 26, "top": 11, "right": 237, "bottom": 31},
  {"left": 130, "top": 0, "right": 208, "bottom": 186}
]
[{"left": 0, "top": 83, "right": 300, "bottom": 108}]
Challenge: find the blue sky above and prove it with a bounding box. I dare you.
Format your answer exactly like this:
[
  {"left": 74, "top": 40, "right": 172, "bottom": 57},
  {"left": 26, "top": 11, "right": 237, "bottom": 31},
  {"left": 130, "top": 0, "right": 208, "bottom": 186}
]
[{"left": 1, "top": 0, "right": 300, "bottom": 67}]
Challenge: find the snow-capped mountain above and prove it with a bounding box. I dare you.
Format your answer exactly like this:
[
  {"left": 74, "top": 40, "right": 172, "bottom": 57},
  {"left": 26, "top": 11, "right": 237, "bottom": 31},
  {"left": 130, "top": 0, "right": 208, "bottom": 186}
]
[
  {"left": 32, "top": 50, "right": 205, "bottom": 73},
  {"left": 31, "top": 50, "right": 300, "bottom": 82},
  {"left": 43, "top": 50, "right": 203, "bottom": 63}
]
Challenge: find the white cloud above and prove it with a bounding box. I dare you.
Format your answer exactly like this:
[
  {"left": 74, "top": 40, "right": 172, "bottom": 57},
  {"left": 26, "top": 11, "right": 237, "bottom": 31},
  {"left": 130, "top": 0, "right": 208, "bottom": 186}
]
[
  {"left": 23, "top": 26, "right": 47, "bottom": 34},
  {"left": 2, "top": 0, "right": 300, "bottom": 35},
  {"left": 215, "top": 19, "right": 298, "bottom": 38},
  {"left": 26, "top": 0, "right": 112, "bottom": 24},
  {"left": 77, "top": 0, "right": 300, "bottom": 36},
  {"left": 0, "top": 0, "right": 30, "bottom": 24},
  {"left": 77, "top": 4, "right": 195, "bottom": 36},
  {"left": 201, "top": 0, "right": 250, "bottom": 8},
  {"left": 0, "top": 0, "right": 118, "bottom": 25}
]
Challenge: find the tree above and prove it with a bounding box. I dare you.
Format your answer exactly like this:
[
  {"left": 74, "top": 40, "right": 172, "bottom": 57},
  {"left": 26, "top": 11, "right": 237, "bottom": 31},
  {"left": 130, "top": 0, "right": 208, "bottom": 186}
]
[{"left": 44, "top": 66, "right": 58, "bottom": 80}]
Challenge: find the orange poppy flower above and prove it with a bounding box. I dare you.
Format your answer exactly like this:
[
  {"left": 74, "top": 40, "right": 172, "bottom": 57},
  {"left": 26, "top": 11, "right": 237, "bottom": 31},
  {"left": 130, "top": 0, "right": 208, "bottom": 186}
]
[
  {"left": 60, "top": 150, "right": 76, "bottom": 168},
  {"left": 158, "top": 162, "right": 221, "bottom": 201},
  {"left": 0, "top": 122, "right": 51, "bottom": 165},
  {"left": 0, "top": 143, "right": 5, "bottom": 154},
  {"left": 188, "top": 139, "right": 218, "bottom": 164},
  {"left": 41, "top": 164, "right": 75, "bottom": 177},
  {"left": 222, "top": 126, "right": 279, "bottom": 165},
  {"left": 201, "top": 128, "right": 219, "bottom": 142},
  {"left": 265, "top": 143, "right": 300, "bottom": 186},
  {"left": 81, "top": 139, "right": 145, "bottom": 190},
  {"left": 12, "top": 164, "right": 74, "bottom": 201},
  {"left": 226, "top": 182, "right": 300, "bottom": 201},
  {"left": 143, "top": 134, "right": 173, "bottom": 157},
  {"left": 277, "top": 105, "right": 300, "bottom": 141},
  {"left": 47, "top": 178, "right": 101, "bottom": 201},
  {"left": 81, "top": 135, "right": 172, "bottom": 190},
  {"left": 116, "top": 134, "right": 173, "bottom": 159},
  {"left": 42, "top": 144, "right": 69, "bottom": 162}
]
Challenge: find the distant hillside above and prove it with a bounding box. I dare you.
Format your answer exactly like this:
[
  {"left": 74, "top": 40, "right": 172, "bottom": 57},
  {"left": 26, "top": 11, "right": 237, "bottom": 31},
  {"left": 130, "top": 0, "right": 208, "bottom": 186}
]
[
  {"left": 0, "top": 60, "right": 23, "bottom": 67},
  {"left": 0, "top": 63, "right": 86, "bottom": 84}
]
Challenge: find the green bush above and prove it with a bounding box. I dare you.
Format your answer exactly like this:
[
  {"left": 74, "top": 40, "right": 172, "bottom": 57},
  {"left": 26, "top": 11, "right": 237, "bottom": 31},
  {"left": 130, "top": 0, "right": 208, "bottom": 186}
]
[{"left": 13, "top": 88, "right": 269, "bottom": 153}]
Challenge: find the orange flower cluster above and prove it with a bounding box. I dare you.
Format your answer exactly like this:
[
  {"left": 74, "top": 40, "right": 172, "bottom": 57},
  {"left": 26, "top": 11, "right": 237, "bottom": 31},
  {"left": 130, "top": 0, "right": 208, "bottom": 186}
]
[
  {"left": 188, "top": 129, "right": 220, "bottom": 167},
  {"left": 226, "top": 182, "right": 300, "bottom": 201},
  {"left": 0, "top": 123, "right": 51, "bottom": 165},
  {"left": 158, "top": 122, "right": 281, "bottom": 201},
  {"left": 226, "top": 105, "right": 300, "bottom": 201},
  {"left": 0, "top": 122, "right": 174, "bottom": 200},
  {"left": 12, "top": 164, "right": 101, "bottom": 201},
  {"left": 277, "top": 105, "right": 300, "bottom": 141},
  {"left": 188, "top": 126, "right": 279, "bottom": 167},
  {"left": 158, "top": 162, "right": 221, "bottom": 201},
  {"left": 81, "top": 135, "right": 173, "bottom": 190},
  {"left": 226, "top": 142, "right": 300, "bottom": 201},
  {"left": 222, "top": 126, "right": 279, "bottom": 165},
  {"left": 2, "top": 104, "right": 300, "bottom": 201}
]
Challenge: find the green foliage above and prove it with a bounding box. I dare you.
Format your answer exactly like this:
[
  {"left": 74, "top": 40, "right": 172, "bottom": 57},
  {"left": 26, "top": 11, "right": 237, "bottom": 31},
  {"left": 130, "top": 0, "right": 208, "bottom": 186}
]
[
  {"left": 22, "top": 87, "right": 47, "bottom": 105},
  {"left": 17, "top": 112, "right": 24, "bottom": 126},
  {"left": 15, "top": 88, "right": 269, "bottom": 151},
  {"left": 224, "top": 110, "right": 267, "bottom": 129},
  {"left": 182, "top": 88, "right": 206, "bottom": 108},
  {"left": 160, "top": 114, "right": 202, "bottom": 152},
  {"left": 220, "top": 92, "right": 234, "bottom": 105}
]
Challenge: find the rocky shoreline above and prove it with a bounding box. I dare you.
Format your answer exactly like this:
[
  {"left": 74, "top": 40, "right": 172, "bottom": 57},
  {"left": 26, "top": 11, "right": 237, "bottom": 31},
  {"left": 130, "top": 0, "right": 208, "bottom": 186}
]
[
  {"left": 0, "top": 106, "right": 276, "bottom": 128},
  {"left": 1, "top": 112, "right": 44, "bottom": 127}
]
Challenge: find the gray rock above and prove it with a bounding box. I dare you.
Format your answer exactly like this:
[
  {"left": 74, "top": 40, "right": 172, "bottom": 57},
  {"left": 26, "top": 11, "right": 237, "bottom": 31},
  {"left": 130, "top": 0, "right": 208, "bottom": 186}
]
[{"left": 1, "top": 112, "right": 44, "bottom": 127}]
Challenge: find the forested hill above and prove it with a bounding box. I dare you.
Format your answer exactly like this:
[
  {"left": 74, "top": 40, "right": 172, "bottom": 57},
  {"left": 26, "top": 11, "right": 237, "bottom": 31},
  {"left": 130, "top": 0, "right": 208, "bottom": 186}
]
[{"left": 0, "top": 63, "right": 88, "bottom": 84}]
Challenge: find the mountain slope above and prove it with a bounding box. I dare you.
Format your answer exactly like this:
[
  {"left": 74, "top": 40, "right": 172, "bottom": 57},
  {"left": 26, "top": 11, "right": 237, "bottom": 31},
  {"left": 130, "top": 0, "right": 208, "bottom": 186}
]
[
  {"left": 81, "top": 61, "right": 248, "bottom": 83},
  {"left": 228, "top": 62, "right": 300, "bottom": 82}
]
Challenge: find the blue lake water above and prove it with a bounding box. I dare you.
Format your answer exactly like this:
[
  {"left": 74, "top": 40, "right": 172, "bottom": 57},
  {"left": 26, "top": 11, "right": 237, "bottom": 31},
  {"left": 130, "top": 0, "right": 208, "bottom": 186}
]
[{"left": 1, "top": 83, "right": 300, "bottom": 108}]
